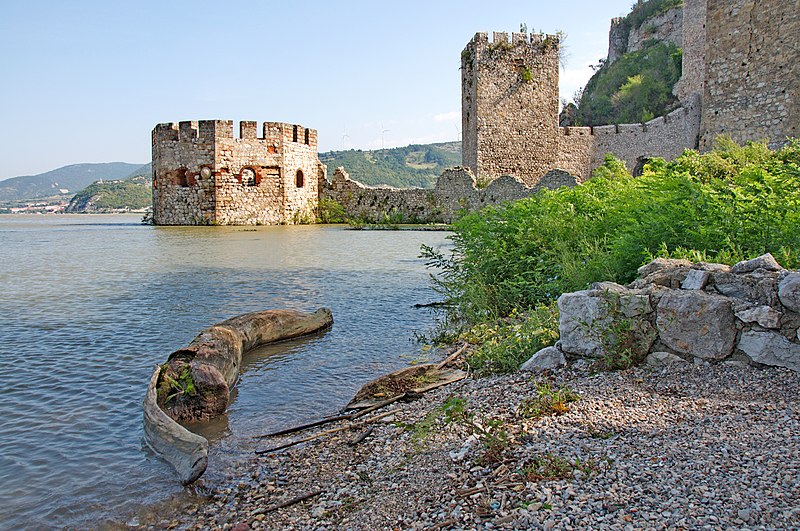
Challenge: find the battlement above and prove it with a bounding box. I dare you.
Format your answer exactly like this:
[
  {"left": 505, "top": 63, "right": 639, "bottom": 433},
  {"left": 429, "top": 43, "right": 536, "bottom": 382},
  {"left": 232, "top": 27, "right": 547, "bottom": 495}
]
[
  {"left": 152, "top": 120, "right": 317, "bottom": 148},
  {"left": 463, "top": 31, "right": 560, "bottom": 57}
]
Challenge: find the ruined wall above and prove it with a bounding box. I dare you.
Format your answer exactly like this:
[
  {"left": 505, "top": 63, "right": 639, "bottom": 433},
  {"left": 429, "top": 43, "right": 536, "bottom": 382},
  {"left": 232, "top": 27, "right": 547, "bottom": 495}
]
[
  {"left": 152, "top": 121, "right": 217, "bottom": 225},
  {"left": 591, "top": 97, "right": 702, "bottom": 172},
  {"left": 322, "top": 167, "right": 577, "bottom": 224},
  {"left": 674, "top": 0, "right": 707, "bottom": 102},
  {"left": 152, "top": 120, "right": 323, "bottom": 225},
  {"left": 461, "top": 32, "right": 561, "bottom": 186},
  {"left": 700, "top": 0, "right": 799, "bottom": 149}
]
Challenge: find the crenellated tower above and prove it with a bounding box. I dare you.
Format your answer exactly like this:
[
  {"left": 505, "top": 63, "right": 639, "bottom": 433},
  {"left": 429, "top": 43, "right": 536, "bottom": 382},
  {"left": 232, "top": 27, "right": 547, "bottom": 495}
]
[
  {"left": 461, "top": 31, "right": 561, "bottom": 186},
  {"left": 152, "top": 120, "right": 326, "bottom": 225}
]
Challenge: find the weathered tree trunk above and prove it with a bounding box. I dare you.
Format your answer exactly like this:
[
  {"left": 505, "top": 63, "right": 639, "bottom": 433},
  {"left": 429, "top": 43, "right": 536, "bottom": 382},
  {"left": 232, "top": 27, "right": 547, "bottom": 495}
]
[
  {"left": 156, "top": 308, "right": 333, "bottom": 423},
  {"left": 143, "top": 307, "right": 333, "bottom": 483}
]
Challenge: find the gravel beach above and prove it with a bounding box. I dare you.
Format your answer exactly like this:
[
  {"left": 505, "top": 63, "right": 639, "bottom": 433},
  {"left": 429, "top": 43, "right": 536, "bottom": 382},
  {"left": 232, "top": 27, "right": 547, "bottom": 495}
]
[{"left": 139, "top": 362, "right": 799, "bottom": 530}]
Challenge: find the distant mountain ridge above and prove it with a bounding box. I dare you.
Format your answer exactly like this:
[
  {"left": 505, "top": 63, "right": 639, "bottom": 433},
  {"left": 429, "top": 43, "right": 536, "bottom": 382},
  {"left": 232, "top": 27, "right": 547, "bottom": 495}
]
[{"left": 0, "top": 162, "right": 146, "bottom": 202}]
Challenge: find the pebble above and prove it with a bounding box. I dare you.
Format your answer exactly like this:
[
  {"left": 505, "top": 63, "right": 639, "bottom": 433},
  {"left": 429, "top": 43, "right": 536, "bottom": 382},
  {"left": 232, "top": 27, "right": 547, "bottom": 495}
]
[{"left": 140, "top": 363, "right": 799, "bottom": 530}]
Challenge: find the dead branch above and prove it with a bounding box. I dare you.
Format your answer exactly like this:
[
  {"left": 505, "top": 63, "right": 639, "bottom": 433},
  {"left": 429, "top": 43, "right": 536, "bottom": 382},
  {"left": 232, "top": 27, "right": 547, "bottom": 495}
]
[
  {"left": 347, "top": 426, "right": 374, "bottom": 446},
  {"left": 253, "top": 488, "right": 324, "bottom": 515},
  {"left": 436, "top": 342, "right": 470, "bottom": 370},
  {"left": 255, "top": 411, "right": 396, "bottom": 455}
]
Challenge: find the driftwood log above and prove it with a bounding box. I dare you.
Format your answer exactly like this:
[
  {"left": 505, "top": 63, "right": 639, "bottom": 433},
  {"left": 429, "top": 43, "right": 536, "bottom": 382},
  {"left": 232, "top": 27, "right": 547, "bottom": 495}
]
[
  {"left": 157, "top": 308, "right": 334, "bottom": 423},
  {"left": 143, "top": 307, "right": 333, "bottom": 484}
]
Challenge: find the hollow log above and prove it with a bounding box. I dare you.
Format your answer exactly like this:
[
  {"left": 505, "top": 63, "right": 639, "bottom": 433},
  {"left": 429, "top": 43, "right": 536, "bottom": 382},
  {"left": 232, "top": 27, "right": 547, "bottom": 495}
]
[
  {"left": 158, "top": 308, "right": 334, "bottom": 423},
  {"left": 143, "top": 307, "right": 333, "bottom": 483}
]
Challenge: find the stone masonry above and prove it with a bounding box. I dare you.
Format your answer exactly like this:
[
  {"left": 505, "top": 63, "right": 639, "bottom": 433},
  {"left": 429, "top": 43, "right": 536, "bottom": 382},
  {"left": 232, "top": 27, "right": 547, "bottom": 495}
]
[
  {"left": 152, "top": 120, "right": 325, "bottom": 225},
  {"left": 700, "top": 0, "right": 799, "bottom": 150},
  {"left": 322, "top": 166, "right": 577, "bottom": 224},
  {"left": 464, "top": 0, "right": 798, "bottom": 186}
]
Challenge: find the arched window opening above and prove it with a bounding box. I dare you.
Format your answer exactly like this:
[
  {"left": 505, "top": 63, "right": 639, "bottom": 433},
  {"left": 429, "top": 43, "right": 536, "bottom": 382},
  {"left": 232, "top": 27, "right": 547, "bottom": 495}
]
[
  {"left": 292, "top": 125, "right": 299, "bottom": 142},
  {"left": 295, "top": 169, "right": 304, "bottom": 188},
  {"left": 241, "top": 168, "right": 256, "bottom": 187},
  {"left": 633, "top": 157, "right": 651, "bottom": 177},
  {"left": 304, "top": 128, "right": 310, "bottom": 145}
]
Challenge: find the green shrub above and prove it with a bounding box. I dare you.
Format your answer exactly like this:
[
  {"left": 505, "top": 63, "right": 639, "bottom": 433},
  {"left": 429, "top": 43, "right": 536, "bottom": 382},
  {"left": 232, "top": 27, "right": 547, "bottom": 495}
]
[
  {"left": 461, "top": 304, "right": 560, "bottom": 375},
  {"left": 317, "top": 197, "right": 347, "bottom": 223},
  {"left": 425, "top": 138, "right": 800, "bottom": 335}
]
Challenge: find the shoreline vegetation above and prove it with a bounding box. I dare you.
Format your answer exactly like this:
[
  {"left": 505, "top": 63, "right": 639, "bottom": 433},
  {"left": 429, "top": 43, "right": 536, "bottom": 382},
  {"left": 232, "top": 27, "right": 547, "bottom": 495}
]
[{"left": 128, "top": 138, "right": 800, "bottom": 529}]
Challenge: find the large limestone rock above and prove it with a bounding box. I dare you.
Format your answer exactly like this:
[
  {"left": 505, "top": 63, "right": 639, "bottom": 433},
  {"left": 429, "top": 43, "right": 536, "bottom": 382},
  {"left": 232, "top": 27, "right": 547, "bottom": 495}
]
[
  {"left": 656, "top": 291, "right": 736, "bottom": 360},
  {"left": 520, "top": 346, "right": 566, "bottom": 372},
  {"left": 778, "top": 272, "right": 800, "bottom": 313},
  {"left": 738, "top": 331, "right": 800, "bottom": 371},
  {"left": 730, "top": 253, "right": 783, "bottom": 274},
  {"left": 558, "top": 283, "right": 654, "bottom": 359}
]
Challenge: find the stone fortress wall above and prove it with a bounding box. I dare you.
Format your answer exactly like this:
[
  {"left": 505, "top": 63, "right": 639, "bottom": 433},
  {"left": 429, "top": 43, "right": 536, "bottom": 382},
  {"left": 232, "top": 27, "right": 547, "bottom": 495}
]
[
  {"left": 322, "top": 166, "right": 577, "bottom": 224},
  {"left": 700, "top": 0, "right": 799, "bottom": 150},
  {"left": 462, "top": 0, "right": 797, "bottom": 188},
  {"left": 152, "top": 120, "right": 324, "bottom": 225},
  {"left": 153, "top": 0, "right": 797, "bottom": 225}
]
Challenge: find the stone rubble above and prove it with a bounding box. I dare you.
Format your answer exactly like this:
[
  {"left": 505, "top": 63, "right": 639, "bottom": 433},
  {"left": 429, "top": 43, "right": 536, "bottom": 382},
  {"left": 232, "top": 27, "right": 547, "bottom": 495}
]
[{"left": 554, "top": 254, "right": 800, "bottom": 372}]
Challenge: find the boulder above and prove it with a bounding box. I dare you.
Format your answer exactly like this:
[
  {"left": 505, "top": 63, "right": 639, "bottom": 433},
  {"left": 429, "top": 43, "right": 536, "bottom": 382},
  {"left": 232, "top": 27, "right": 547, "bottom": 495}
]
[
  {"left": 637, "top": 258, "right": 693, "bottom": 278},
  {"left": 730, "top": 253, "right": 783, "bottom": 274},
  {"left": 738, "top": 330, "right": 800, "bottom": 371},
  {"left": 735, "top": 305, "right": 782, "bottom": 329},
  {"left": 558, "top": 285, "right": 654, "bottom": 359},
  {"left": 520, "top": 346, "right": 566, "bottom": 372},
  {"left": 656, "top": 291, "right": 736, "bottom": 361},
  {"left": 681, "top": 269, "right": 710, "bottom": 290},
  {"left": 778, "top": 272, "right": 800, "bottom": 312}
]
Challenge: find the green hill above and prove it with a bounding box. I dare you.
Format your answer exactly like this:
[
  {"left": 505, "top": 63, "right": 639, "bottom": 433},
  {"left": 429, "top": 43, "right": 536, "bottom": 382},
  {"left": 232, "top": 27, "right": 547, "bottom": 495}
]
[
  {"left": 0, "top": 162, "right": 145, "bottom": 202},
  {"left": 319, "top": 141, "right": 461, "bottom": 188},
  {"left": 65, "top": 175, "right": 152, "bottom": 213}
]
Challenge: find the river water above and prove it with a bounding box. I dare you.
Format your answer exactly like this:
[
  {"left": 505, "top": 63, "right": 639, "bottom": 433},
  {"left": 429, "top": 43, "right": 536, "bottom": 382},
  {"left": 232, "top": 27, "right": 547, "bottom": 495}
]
[{"left": 0, "top": 214, "right": 450, "bottom": 529}]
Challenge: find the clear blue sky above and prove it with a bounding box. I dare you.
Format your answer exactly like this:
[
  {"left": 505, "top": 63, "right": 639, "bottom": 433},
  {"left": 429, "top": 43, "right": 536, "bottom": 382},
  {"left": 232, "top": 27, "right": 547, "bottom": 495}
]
[{"left": 0, "top": 0, "right": 634, "bottom": 180}]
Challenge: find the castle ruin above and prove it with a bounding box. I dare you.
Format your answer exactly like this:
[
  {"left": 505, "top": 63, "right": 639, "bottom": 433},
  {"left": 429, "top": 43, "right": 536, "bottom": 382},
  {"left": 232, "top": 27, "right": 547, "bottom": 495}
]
[
  {"left": 152, "top": 120, "right": 325, "bottom": 225},
  {"left": 152, "top": 0, "right": 797, "bottom": 225},
  {"left": 461, "top": 0, "right": 798, "bottom": 186}
]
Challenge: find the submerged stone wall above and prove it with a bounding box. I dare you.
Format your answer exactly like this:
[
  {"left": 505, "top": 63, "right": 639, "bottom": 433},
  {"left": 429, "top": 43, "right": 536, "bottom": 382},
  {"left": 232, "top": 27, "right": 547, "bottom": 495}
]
[{"left": 322, "top": 167, "right": 577, "bottom": 224}]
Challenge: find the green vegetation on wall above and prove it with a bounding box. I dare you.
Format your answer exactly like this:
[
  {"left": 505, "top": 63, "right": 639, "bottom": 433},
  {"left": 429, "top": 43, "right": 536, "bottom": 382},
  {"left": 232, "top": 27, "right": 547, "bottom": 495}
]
[
  {"left": 624, "top": 0, "right": 684, "bottom": 30},
  {"left": 577, "top": 41, "right": 682, "bottom": 126},
  {"left": 320, "top": 142, "right": 461, "bottom": 189}
]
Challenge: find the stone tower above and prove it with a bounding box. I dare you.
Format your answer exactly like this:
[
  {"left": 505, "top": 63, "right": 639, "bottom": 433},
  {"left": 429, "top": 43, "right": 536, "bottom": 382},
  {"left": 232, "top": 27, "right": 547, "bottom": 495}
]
[
  {"left": 700, "top": 0, "right": 799, "bottom": 150},
  {"left": 152, "top": 120, "right": 325, "bottom": 225},
  {"left": 461, "top": 31, "right": 561, "bottom": 186}
]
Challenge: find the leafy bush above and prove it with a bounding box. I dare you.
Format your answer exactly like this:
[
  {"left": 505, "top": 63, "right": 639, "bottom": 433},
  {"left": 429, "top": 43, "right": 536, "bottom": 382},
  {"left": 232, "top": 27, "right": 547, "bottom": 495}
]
[
  {"left": 577, "top": 41, "right": 682, "bottom": 125},
  {"left": 461, "top": 304, "right": 560, "bottom": 375},
  {"left": 426, "top": 139, "right": 800, "bottom": 332}
]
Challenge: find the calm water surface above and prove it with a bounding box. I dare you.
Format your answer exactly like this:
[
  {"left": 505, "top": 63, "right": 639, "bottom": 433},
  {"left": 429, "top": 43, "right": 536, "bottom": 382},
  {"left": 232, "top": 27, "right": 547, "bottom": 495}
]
[{"left": 0, "top": 214, "right": 450, "bottom": 529}]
